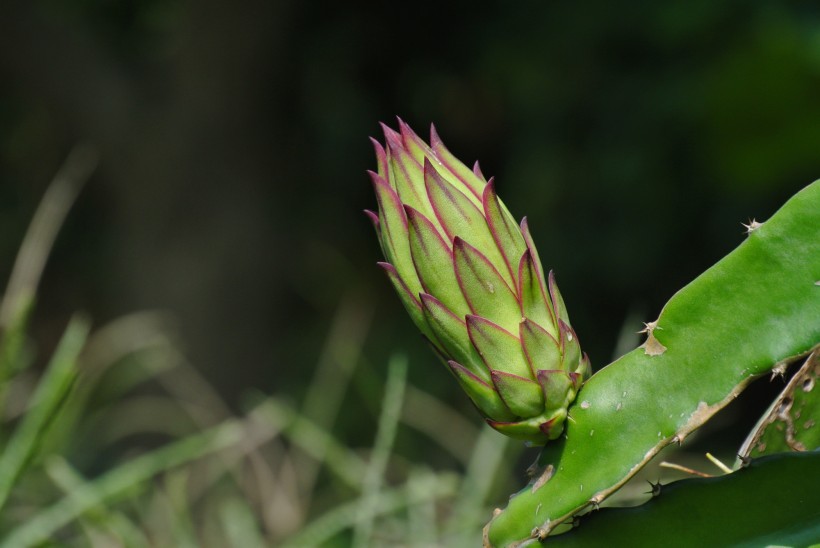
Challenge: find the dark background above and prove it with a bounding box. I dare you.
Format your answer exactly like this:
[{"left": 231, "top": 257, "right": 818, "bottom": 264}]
[{"left": 1, "top": 0, "right": 819, "bottom": 460}]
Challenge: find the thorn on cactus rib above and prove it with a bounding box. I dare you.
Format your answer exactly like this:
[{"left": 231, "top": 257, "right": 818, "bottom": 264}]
[
  {"left": 742, "top": 218, "right": 763, "bottom": 234},
  {"left": 640, "top": 320, "right": 667, "bottom": 356},
  {"left": 646, "top": 479, "right": 662, "bottom": 497},
  {"left": 637, "top": 321, "right": 658, "bottom": 334},
  {"left": 533, "top": 522, "right": 551, "bottom": 541},
  {"left": 771, "top": 362, "right": 788, "bottom": 380}
]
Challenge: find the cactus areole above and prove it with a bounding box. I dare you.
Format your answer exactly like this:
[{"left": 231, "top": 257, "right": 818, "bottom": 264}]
[{"left": 366, "top": 120, "right": 591, "bottom": 445}]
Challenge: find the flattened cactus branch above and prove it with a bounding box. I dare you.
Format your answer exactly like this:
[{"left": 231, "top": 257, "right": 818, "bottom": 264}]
[
  {"left": 485, "top": 180, "right": 820, "bottom": 547},
  {"left": 531, "top": 452, "right": 820, "bottom": 547},
  {"left": 367, "top": 120, "right": 590, "bottom": 445}
]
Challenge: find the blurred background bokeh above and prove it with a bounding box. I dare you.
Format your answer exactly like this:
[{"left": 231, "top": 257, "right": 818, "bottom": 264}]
[{"left": 1, "top": 0, "right": 819, "bottom": 545}]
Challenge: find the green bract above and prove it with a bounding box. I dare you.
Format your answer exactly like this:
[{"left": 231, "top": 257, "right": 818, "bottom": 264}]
[{"left": 367, "top": 120, "right": 590, "bottom": 445}]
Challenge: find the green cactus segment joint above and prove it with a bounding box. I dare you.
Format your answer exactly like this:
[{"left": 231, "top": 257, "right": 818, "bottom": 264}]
[
  {"left": 368, "top": 120, "right": 591, "bottom": 446},
  {"left": 485, "top": 180, "right": 820, "bottom": 547}
]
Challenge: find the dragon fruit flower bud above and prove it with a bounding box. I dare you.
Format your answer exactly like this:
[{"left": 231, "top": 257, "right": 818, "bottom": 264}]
[{"left": 366, "top": 120, "right": 591, "bottom": 445}]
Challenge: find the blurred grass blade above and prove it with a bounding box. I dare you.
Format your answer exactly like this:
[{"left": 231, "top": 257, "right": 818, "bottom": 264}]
[
  {"left": 296, "top": 293, "right": 372, "bottom": 501},
  {"left": 163, "top": 470, "right": 198, "bottom": 548},
  {"left": 0, "top": 315, "right": 90, "bottom": 512},
  {"left": 543, "top": 452, "right": 820, "bottom": 547},
  {"left": 220, "top": 498, "right": 267, "bottom": 548},
  {"left": 352, "top": 355, "right": 407, "bottom": 548},
  {"left": 255, "top": 397, "right": 367, "bottom": 488},
  {"left": 0, "top": 145, "right": 98, "bottom": 331},
  {"left": 406, "top": 469, "right": 439, "bottom": 545},
  {"left": 447, "top": 425, "right": 510, "bottom": 536},
  {"left": 1, "top": 419, "right": 243, "bottom": 548},
  {"left": 610, "top": 308, "right": 645, "bottom": 361},
  {"left": 0, "top": 144, "right": 97, "bottom": 415},
  {"left": 44, "top": 312, "right": 184, "bottom": 456},
  {"left": 45, "top": 456, "right": 149, "bottom": 548},
  {"left": 281, "top": 472, "right": 459, "bottom": 548},
  {"left": 401, "top": 384, "right": 478, "bottom": 464},
  {"left": 0, "top": 296, "right": 34, "bottom": 384}
]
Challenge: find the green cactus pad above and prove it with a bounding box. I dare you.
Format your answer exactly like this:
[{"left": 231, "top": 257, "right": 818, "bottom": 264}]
[
  {"left": 538, "top": 452, "right": 820, "bottom": 547},
  {"left": 486, "top": 180, "right": 820, "bottom": 546}
]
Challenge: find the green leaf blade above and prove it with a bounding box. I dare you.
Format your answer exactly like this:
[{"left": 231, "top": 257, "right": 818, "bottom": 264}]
[{"left": 0, "top": 316, "right": 90, "bottom": 513}]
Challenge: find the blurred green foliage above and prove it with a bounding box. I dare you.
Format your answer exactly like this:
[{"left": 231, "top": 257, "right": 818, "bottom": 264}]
[{"left": 0, "top": 1, "right": 819, "bottom": 543}]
